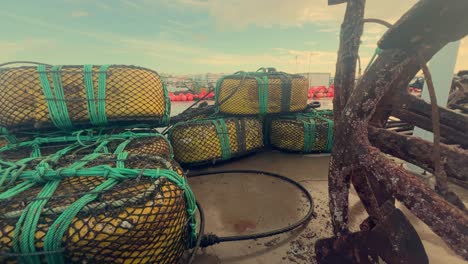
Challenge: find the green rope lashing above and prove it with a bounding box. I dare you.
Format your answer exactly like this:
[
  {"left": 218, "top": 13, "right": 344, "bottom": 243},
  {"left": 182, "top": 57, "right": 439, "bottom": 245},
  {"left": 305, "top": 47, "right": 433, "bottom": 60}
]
[
  {"left": 0, "top": 166, "right": 197, "bottom": 263},
  {"left": 364, "top": 47, "right": 382, "bottom": 73},
  {"left": 51, "top": 65, "right": 73, "bottom": 129},
  {"left": 14, "top": 179, "right": 61, "bottom": 264},
  {"left": 315, "top": 115, "right": 334, "bottom": 152},
  {"left": 256, "top": 76, "right": 269, "bottom": 115},
  {"left": 41, "top": 144, "right": 130, "bottom": 264},
  {"left": 161, "top": 79, "right": 171, "bottom": 125},
  {"left": 212, "top": 119, "right": 231, "bottom": 160},
  {"left": 37, "top": 65, "right": 73, "bottom": 130},
  {"left": 303, "top": 118, "right": 316, "bottom": 153},
  {"left": 84, "top": 64, "right": 110, "bottom": 126},
  {"left": 214, "top": 76, "right": 227, "bottom": 114},
  {"left": 97, "top": 65, "right": 110, "bottom": 125},
  {"left": 44, "top": 177, "right": 119, "bottom": 264},
  {"left": 0, "top": 126, "right": 17, "bottom": 144},
  {"left": 0, "top": 130, "right": 197, "bottom": 261},
  {"left": 84, "top": 65, "right": 100, "bottom": 126}
]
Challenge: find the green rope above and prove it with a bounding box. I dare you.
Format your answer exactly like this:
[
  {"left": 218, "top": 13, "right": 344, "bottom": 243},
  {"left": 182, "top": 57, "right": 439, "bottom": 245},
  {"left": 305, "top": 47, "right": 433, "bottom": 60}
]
[
  {"left": 83, "top": 64, "right": 110, "bottom": 126},
  {"left": 161, "top": 79, "right": 171, "bottom": 125},
  {"left": 37, "top": 65, "right": 73, "bottom": 130},
  {"left": 83, "top": 65, "right": 96, "bottom": 121},
  {"left": 14, "top": 179, "right": 61, "bottom": 264},
  {"left": 43, "top": 177, "right": 118, "bottom": 264},
  {"left": 51, "top": 65, "right": 73, "bottom": 129},
  {"left": 83, "top": 64, "right": 100, "bottom": 126},
  {"left": 0, "top": 131, "right": 197, "bottom": 261},
  {"left": 256, "top": 76, "right": 269, "bottom": 115},
  {"left": 0, "top": 131, "right": 170, "bottom": 156},
  {"left": 315, "top": 115, "right": 334, "bottom": 152},
  {"left": 0, "top": 166, "right": 197, "bottom": 262},
  {"left": 214, "top": 76, "right": 227, "bottom": 114},
  {"left": 302, "top": 118, "right": 316, "bottom": 153},
  {"left": 41, "top": 139, "right": 128, "bottom": 264},
  {"left": 211, "top": 119, "right": 231, "bottom": 160},
  {"left": 0, "top": 126, "right": 17, "bottom": 144},
  {"left": 326, "top": 119, "right": 334, "bottom": 152},
  {"left": 97, "top": 65, "right": 110, "bottom": 125},
  {"left": 364, "top": 47, "right": 382, "bottom": 73}
]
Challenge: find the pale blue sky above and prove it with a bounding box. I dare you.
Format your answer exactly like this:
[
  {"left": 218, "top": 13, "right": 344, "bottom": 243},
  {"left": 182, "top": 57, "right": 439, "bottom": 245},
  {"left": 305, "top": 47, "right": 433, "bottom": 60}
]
[{"left": 1, "top": 0, "right": 466, "bottom": 74}]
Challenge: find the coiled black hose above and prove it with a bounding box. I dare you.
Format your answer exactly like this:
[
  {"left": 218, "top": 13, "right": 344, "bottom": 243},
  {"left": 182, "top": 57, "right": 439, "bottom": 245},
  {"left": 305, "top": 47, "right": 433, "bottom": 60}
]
[{"left": 187, "top": 170, "right": 316, "bottom": 264}]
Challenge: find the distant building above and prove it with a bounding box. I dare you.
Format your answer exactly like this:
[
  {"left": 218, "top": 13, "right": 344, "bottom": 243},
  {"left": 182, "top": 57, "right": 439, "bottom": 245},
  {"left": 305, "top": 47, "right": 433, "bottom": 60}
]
[
  {"left": 206, "top": 73, "right": 225, "bottom": 85},
  {"left": 298, "top": 72, "right": 332, "bottom": 87}
]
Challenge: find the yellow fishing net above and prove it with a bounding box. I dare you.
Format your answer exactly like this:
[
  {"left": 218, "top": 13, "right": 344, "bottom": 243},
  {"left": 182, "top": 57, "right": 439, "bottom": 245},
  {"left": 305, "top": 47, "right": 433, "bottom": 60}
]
[
  {"left": 268, "top": 111, "right": 334, "bottom": 153},
  {"left": 0, "top": 65, "right": 169, "bottom": 132},
  {"left": 215, "top": 68, "right": 308, "bottom": 115},
  {"left": 169, "top": 117, "right": 264, "bottom": 166}
]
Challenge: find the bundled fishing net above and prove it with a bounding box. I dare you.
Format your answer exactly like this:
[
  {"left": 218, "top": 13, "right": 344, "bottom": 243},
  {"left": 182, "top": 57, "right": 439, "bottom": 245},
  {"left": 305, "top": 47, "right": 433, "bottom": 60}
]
[
  {"left": 268, "top": 110, "right": 334, "bottom": 153},
  {"left": 169, "top": 117, "right": 264, "bottom": 166},
  {"left": 215, "top": 67, "right": 308, "bottom": 115},
  {"left": 0, "top": 130, "right": 174, "bottom": 163},
  {"left": 0, "top": 132, "right": 196, "bottom": 264},
  {"left": 0, "top": 138, "right": 7, "bottom": 149},
  {"left": 0, "top": 64, "right": 170, "bottom": 132}
]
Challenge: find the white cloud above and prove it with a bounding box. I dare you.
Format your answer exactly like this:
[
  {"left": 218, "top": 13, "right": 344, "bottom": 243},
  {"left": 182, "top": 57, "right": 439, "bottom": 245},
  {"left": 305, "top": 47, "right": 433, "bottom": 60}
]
[
  {"left": 96, "top": 2, "right": 112, "bottom": 9},
  {"left": 318, "top": 27, "right": 338, "bottom": 33},
  {"left": 166, "top": 19, "right": 192, "bottom": 29},
  {"left": 157, "top": 0, "right": 418, "bottom": 30},
  {"left": 70, "top": 11, "right": 89, "bottom": 17},
  {"left": 2, "top": 2, "right": 464, "bottom": 75},
  {"left": 120, "top": 0, "right": 141, "bottom": 8},
  {"left": 0, "top": 39, "right": 53, "bottom": 62}
]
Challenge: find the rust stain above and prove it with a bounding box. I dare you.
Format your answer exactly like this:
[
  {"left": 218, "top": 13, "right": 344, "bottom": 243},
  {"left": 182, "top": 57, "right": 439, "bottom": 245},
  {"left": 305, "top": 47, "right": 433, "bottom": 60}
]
[{"left": 233, "top": 220, "right": 257, "bottom": 233}]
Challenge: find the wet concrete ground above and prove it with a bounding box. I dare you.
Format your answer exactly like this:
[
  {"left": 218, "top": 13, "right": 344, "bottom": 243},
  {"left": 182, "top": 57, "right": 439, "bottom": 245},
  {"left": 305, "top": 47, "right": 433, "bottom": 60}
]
[
  {"left": 174, "top": 98, "right": 466, "bottom": 263},
  {"left": 184, "top": 151, "right": 466, "bottom": 264}
]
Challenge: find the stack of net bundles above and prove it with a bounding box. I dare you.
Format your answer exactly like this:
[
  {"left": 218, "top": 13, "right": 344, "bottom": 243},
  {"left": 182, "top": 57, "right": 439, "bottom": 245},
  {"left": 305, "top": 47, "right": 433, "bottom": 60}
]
[
  {"left": 215, "top": 67, "right": 308, "bottom": 115},
  {"left": 0, "top": 129, "right": 174, "bottom": 163},
  {"left": 169, "top": 117, "right": 264, "bottom": 166},
  {"left": 0, "top": 132, "right": 196, "bottom": 264},
  {"left": 268, "top": 110, "right": 334, "bottom": 153},
  {"left": 0, "top": 64, "right": 170, "bottom": 132}
]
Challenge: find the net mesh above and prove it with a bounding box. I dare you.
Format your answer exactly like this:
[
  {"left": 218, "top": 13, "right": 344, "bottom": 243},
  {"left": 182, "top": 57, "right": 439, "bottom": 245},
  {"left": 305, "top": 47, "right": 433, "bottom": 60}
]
[
  {"left": 216, "top": 70, "right": 308, "bottom": 115},
  {"left": 0, "top": 65, "right": 169, "bottom": 132},
  {"left": 269, "top": 110, "right": 334, "bottom": 153},
  {"left": 0, "top": 138, "right": 7, "bottom": 149},
  {"left": 0, "top": 155, "right": 190, "bottom": 264},
  {"left": 0, "top": 132, "right": 194, "bottom": 264},
  {"left": 169, "top": 117, "right": 264, "bottom": 166},
  {"left": 0, "top": 132, "right": 173, "bottom": 164}
]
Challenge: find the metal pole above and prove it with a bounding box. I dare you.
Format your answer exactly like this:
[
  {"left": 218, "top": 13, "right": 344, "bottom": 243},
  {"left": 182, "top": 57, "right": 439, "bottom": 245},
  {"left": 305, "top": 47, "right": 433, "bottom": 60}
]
[
  {"left": 308, "top": 53, "right": 312, "bottom": 87},
  {"left": 295, "top": 55, "right": 298, "bottom": 73},
  {"left": 407, "top": 40, "right": 461, "bottom": 175}
]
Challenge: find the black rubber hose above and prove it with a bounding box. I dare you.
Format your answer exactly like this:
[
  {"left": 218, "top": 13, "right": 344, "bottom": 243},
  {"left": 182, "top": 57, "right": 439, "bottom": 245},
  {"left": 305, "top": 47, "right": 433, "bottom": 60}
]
[{"left": 187, "top": 170, "right": 316, "bottom": 248}]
